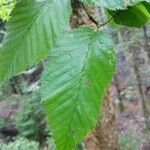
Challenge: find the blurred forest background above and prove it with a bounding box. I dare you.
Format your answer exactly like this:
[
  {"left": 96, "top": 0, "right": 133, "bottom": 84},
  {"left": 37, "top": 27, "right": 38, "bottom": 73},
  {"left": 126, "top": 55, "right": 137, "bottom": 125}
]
[{"left": 0, "top": 1, "right": 150, "bottom": 150}]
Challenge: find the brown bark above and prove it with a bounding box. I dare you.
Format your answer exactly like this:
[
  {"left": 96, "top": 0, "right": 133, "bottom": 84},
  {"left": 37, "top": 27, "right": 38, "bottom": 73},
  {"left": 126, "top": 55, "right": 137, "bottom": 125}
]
[{"left": 85, "top": 89, "right": 119, "bottom": 150}]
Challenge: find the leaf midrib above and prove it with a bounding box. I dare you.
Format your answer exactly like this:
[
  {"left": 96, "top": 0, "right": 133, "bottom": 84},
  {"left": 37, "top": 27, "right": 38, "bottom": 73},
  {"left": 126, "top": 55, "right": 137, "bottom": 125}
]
[{"left": 62, "top": 34, "right": 95, "bottom": 150}]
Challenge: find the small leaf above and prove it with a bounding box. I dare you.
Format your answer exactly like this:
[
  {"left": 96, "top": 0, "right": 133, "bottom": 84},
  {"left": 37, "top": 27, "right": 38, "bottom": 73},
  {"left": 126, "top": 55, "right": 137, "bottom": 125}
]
[
  {"left": 0, "top": 0, "right": 71, "bottom": 82},
  {"left": 41, "top": 27, "right": 116, "bottom": 150},
  {"left": 108, "top": 2, "right": 150, "bottom": 27}
]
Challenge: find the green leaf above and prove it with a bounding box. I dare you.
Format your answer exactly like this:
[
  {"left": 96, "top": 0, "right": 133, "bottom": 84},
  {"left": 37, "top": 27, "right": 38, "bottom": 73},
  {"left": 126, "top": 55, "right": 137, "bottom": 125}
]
[
  {"left": 108, "top": 2, "right": 150, "bottom": 27},
  {"left": 0, "top": 0, "right": 15, "bottom": 21},
  {"left": 41, "top": 27, "right": 116, "bottom": 150},
  {"left": 143, "top": 1, "right": 150, "bottom": 13},
  {"left": 81, "top": 0, "right": 150, "bottom": 10},
  {"left": 0, "top": 0, "right": 71, "bottom": 82}
]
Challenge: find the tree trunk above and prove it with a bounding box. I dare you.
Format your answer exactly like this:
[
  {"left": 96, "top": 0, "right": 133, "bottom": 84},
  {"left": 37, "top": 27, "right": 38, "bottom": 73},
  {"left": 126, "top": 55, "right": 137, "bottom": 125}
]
[{"left": 85, "top": 89, "right": 119, "bottom": 150}]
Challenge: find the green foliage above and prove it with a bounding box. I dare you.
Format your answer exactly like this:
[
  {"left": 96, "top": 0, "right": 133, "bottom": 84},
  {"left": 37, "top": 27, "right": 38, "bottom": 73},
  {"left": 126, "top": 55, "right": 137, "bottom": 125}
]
[
  {"left": 0, "top": 0, "right": 71, "bottom": 83},
  {"left": 143, "top": 1, "right": 150, "bottom": 13},
  {"left": 0, "top": 0, "right": 150, "bottom": 149},
  {"left": 108, "top": 2, "right": 150, "bottom": 27},
  {"left": 81, "top": 0, "right": 150, "bottom": 10},
  {"left": 15, "top": 92, "right": 50, "bottom": 140},
  {"left": 0, "top": 138, "right": 39, "bottom": 150},
  {"left": 0, "top": 82, "right": 13, "bottom": 100},
  {"left": 0, "top": 140, "right": 6, "bottom": 150},
  {"left": 0, "top": 118, "right": 5, "bottom": 128},
  {"left": 41, "top": 27, "right": 115, "bottom": 150},
  {"left": 118, "top": 128, "right": 139, "bottom": 150},
  {"left": 0, "top": 86, "right": 4, "bottom": 100},
  {"left": 0, "top": 0, "right": 15, "bottom": 21},
  {"left": 46, "top": 137, "right": 56, "bottom": 150}
]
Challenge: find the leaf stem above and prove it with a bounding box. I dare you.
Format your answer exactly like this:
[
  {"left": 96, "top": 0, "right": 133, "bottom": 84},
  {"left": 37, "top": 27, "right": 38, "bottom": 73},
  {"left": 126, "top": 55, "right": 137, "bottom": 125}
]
[
  {"left": 82, "top": 3, "right": 116, "bottom": 28},
  {"left": 99, "top": 17, "right": 113, "bottom": 26},
  {"left": 82, "top": 3, "right": 99, "bottom": 28}
]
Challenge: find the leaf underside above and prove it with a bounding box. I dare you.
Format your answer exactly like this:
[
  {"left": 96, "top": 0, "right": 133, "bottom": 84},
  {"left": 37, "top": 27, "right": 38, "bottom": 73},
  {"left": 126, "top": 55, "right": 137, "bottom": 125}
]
[
  {"left": 81, "top": 0, "right": 150, "bottom": 10},
  {"left": 41, "top": 27, "right": 116, "bottom": 150},
  {"left": 108, "top": 2, "right": 150, "bottom": 27},
  {"left": 0, "top": 0, "right": 71, "bottom": 83}
]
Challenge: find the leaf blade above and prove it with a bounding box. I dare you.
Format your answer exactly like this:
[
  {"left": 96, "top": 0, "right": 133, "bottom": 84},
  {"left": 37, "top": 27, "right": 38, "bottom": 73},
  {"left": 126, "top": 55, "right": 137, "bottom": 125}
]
[
  {"left": 0, "top": 0, "right": 71, "bottom": 82},
  {"left": 81, "top": 0, "right": 150, "bottom": 10},
  {"left": 41, "top": 27, "right": 116, "bottom": 150},
  {"left": 107, "top": 2, "right": 150, "bottom": 27}
]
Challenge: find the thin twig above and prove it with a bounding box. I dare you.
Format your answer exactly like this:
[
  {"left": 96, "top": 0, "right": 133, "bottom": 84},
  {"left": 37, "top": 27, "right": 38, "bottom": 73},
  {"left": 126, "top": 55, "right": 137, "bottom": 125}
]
[
  {"left": 82, "top": 3, "right": 99, "bottom": 28},
  {"left": 82, "top": 3, "right": 116, "bottom": 28}
]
